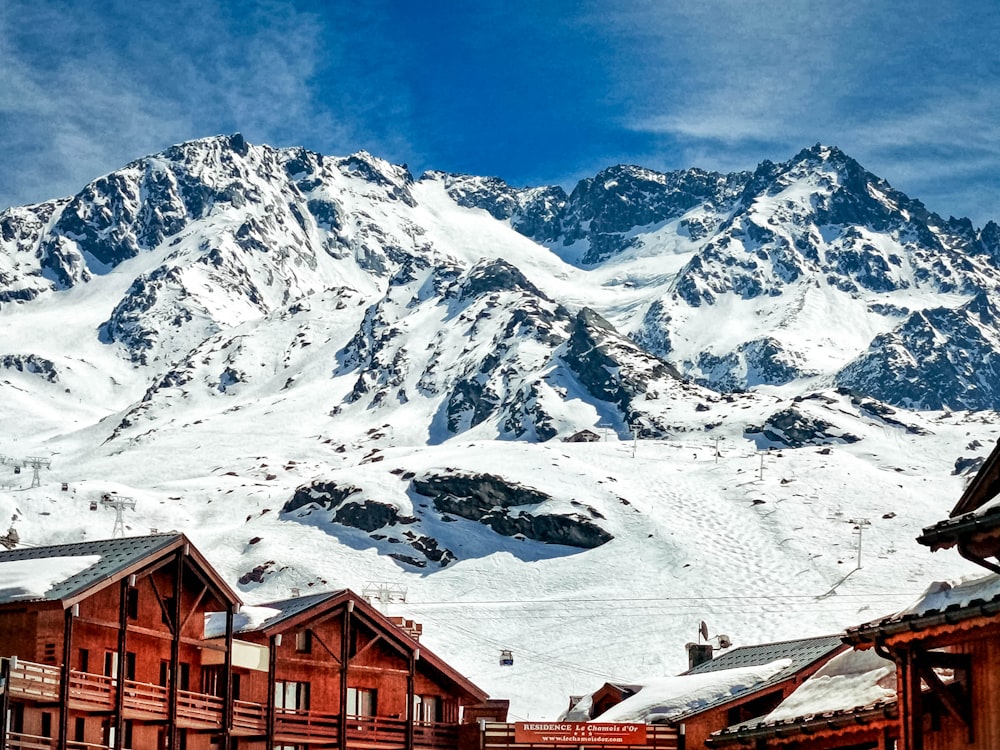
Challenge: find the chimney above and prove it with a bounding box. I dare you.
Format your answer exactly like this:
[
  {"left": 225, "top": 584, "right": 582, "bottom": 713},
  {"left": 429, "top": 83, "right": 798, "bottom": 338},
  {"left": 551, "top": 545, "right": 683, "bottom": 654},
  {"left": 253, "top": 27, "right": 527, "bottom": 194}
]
[
  {"left": 686, "top": 642, "right": 713, "bottom": 670},
  {"left": 389, "top": 616, "right": 423, "bottom": 641}
]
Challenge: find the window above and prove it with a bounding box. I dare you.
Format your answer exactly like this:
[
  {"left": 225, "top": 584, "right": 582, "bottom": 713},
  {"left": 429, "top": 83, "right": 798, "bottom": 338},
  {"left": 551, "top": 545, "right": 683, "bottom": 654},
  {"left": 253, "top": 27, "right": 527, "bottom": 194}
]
[
  {"left": 9, "top": 704, "right": 23, "bottom": 733},
  {"left": 159, "top": 660, "right": 170, "bottom": 687},
  {"left": 413, "top": 695, "right": 440, "bottom": 722},
  {"left": 74, "top": 717, "right": 86, "bottom": 742},
  {"left": 347, "top": 687, "right": 376, "bottom": 716},
  {"left": 275, "top": 681, "right": 310, "bottom": 711},
  {"left": 125, "top": 651, "right": 136, "bottom": 681},
  {"left": 295, "top": 629, "right": 312, "bottom": 653},
  {"left": 202, "top": 665, "right": 223, "bottom": 697},
  {"left": 78, "top": 648, "right": 89, "bottom": 673},
  {"left": 126, "top": 588, "right": 139, "bottom": 620},
  {"left": 42, "top": 642, "right": 56, "bottom": 664},
  {"left": 41, "top": 712, "right": 52, "bottom": 738},
  {"left": 105, "top": 652, "right": 119, "bottom": 679},
  {"left": 179, "top": 662, "right": 190, "bottom": 691}
]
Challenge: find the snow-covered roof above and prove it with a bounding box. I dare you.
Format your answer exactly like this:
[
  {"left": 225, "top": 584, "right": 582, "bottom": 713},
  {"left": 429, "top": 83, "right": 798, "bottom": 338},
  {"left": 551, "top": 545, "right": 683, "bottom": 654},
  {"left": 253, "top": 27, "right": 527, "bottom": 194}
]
[
  {"left": 204, "top": 604, "right": 283, "bottom": 639},
  {"left": 567, "top": 634, "right": 846, "bottom": 724},
  {"left": 592, "top": 660, "right": 792, "bottom": 723},
  {"left": 756, "top": 648, "right": 894, "bottom": 723},
  {"left": 0, "top": 555, "right": 100, "bottom": 601},
  {"left": 711, "top": 649, "right": 897, "bottom": 745},
  {"left": 0, "top": 534, "right": 190, "bottom": 605},
  {"left": 847, "top": 571, "right": 1000, "bottom": 643}
]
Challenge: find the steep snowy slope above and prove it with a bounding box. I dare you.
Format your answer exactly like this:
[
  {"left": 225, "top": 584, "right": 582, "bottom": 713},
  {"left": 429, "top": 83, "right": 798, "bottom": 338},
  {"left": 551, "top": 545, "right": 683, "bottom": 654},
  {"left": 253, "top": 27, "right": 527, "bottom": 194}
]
[{"left": 1, "top": 135, "right": 997, "bottom": 719}]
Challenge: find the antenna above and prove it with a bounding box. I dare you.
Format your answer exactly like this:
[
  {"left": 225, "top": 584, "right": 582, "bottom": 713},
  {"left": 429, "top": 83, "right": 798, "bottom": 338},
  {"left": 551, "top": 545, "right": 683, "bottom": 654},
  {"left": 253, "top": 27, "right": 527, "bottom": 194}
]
[
  {"left": 0, "top": 455, "right": 52, "bottom": 488},
  {"left": 362, "top": 582, "right": 407, "bottom": 613},
  {"left": 697, "top": 621, "right": 732, "bottom": 649},
  {"left": 99, "top": 494, "right": 137, "bottom": 538}
]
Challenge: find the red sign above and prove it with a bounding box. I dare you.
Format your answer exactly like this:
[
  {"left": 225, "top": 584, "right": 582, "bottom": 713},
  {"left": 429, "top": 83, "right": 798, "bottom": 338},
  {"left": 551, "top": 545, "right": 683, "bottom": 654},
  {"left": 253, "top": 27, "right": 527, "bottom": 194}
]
[{"left": 514, "top": 722, "right": 647, "bottom": 745}]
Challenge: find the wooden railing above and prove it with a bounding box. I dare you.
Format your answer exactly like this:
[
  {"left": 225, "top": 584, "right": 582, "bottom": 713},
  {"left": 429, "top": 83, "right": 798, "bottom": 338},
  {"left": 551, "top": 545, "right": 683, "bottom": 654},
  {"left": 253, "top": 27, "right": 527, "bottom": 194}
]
[
  {"left": 7, "top": 661, "right": 60, "bottom": 702},
  {"left": 177, "top": 687, "right": 223, "bottom": 728},
  {"left": 277, "top": 713, "right": 457, "bottom": 749},
  {"left": 345, "top": 714, "right": 408, "bottom": 746},
  {"left": 6, "top": 735, "right": 127, "bottom": 750},
  {"left": 414, "top": 720, "right": 459, "bottom": 749},
  {"left": 68, "top": 670, "right": 114, "bottom": 711},
  {"left": 4, "top": 733, "right": 55, "bottom": 750},
  {"left": 233, "top": 698, "right": 267, "bottom": 734},
  {"left": 275, "top": 707, "right": 340, "bottom": 740},
  {"left": 4, "top": 659, "right": 224, "bottom": 729},
  {"left": 4, "top": 659, "right": 461, "bottom": 750}
]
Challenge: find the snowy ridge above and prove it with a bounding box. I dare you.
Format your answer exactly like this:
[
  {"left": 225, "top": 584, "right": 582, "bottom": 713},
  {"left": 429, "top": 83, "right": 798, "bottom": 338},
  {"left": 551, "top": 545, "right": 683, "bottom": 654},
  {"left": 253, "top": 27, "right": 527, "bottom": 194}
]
[{"left": 1, "top": 135, "right": 997, "bottom": 719}]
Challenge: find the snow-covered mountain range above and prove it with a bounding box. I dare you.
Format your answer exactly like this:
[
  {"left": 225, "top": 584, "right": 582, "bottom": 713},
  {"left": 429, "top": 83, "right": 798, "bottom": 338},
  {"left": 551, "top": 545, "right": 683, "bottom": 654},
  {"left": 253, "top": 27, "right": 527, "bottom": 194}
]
[{"left": 1, "top": 134, "right": 996, "bottom": 718}]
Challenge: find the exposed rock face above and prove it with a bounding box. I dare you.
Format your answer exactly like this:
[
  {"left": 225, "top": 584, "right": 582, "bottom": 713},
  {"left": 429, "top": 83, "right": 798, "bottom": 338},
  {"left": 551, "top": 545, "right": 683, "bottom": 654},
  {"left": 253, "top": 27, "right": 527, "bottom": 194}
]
[
  {"left": 283, "top": 481, "right": 363, "bottom": 513},
  {"left": 745, "top": 406, "right": 860, "bottom": 448},
  {"left": 563, "top": 308, "right": 686, "bottom": 438},
  {"left": 282, "top": 481, "right": 453, "bottom": 567},
  {"left": 430, "top": 172, "right": 567, "bottom": 242},
  {"left": 835, "top": 293, "right": 1000, "bottom": 410},
  {"left": 0, "top": 354, "right": 58, "bottom": 382},
  {"left": 412, "top": 471, "right": 613, "bottom": 548},
  {"left": 558, "top": 165, "right": 750, "bottom": 264}
]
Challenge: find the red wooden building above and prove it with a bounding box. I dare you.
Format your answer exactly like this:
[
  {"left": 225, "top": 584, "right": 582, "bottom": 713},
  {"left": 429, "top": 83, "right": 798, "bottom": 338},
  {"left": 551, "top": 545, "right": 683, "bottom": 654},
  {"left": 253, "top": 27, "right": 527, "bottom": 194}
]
[
  {"left": 707, "top": 647, "right": 899, "bottom": 749},
  {"left": 560, "top": 635, "right": 845, "bottom": 750},
  {"left": 0, "top": 534, "right": 490, "bottom": 750},
  {"left": 0, "top": 533, "right": 239, "bottom": 750},
  {"left": 205, "top": 589, "right": 489, "bottom": 750}
]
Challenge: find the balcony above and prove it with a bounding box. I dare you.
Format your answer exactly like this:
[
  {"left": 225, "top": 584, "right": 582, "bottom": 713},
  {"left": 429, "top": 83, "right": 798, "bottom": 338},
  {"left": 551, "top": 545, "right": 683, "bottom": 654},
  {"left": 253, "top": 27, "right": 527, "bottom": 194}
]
[
  {"left": 5, "top": 735, "right": 114, "bottom": 750},
  {"left": 275, "top": 712, "right": 457, "bottom": 750},
  {"left": 5, "top": 660, "right": 224, "bottom": 729},
  {"left": 5, "top": 661, "right": 461, "bottom": 750}
]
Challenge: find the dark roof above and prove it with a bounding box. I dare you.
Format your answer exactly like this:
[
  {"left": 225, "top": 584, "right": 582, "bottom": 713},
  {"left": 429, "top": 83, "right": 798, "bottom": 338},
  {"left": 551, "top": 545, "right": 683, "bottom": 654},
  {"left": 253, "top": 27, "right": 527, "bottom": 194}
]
[
  {"left": 0, "top": 533, "right": 240, "bottom": 608},
  {"left": 237, "top": 590, "right": 347, "bottom": 633},
  {"left": 0, "top": 534, "right": 182, "bottom": 605},
  {"left": 648, "top": 634, "right": 846, "bottom": 723},
  {"left": 684, "top": 634, "right": 845, "bottom": 679}
]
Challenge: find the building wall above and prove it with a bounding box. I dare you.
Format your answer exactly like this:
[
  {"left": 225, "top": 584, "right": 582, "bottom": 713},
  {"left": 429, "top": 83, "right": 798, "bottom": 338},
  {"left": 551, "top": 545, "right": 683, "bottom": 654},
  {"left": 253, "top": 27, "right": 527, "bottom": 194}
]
[
  {"left": 240, "top": 606, "right": 467, "bottom": 721},
  {"left": 919, "top": 631, "right": 1000, "bottom": 750}
]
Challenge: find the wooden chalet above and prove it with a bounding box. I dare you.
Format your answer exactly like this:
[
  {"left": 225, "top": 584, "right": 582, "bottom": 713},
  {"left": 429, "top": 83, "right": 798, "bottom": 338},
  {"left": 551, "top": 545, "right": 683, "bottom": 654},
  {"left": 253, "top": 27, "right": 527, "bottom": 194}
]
[
  {"left": 557, "top": 635, "right": 845, "bottom": 750},
  {"left": 0, "top": 534, "right": 492, "bottom": 750},
  {"left": 204, "top": 589, "right": 489, "bottom": 750},
  {"left": 841, "top": 436, "right": 1000, "bottom": 750},
  {"left": 0, "top": 533, "right": 239, "bottom": 750},
  {"left": 707, "top": 647, "right": 899, "bottom": 749}
]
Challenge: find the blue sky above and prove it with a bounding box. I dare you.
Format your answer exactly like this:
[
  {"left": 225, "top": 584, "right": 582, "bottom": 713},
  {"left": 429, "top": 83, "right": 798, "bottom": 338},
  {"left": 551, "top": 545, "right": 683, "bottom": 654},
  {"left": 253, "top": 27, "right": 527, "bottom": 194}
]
[{"left": 3, "top": 0, "right": 1000, "bottom": 225}]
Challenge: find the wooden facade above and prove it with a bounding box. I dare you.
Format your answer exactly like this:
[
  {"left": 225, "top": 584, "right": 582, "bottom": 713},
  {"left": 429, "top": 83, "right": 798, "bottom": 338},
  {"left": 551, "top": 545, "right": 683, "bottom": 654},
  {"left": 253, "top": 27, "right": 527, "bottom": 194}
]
[
  {"left": 0, "top": 534, "right": 489, "bottom": 750},
  {"left": 217, "top": 590, "right": 489, "bottom": 750},
  {"left": 0, "top": 534, "right": 238, "bottom": 750},
  {"left": 707, "top": 697, "right": 898, "bottom": 749}
]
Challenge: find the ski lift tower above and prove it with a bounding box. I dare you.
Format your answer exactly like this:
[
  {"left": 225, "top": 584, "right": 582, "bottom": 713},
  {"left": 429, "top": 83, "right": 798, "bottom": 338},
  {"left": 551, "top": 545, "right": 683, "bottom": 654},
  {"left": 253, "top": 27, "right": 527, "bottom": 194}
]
[
  {"left": 0, "top": 455, "right": 52, "bottom": 488},
  {"left": 100, "top": 494, "right": 136, "bottom": 538},
  {"left": 362, "top": 582, "right": 408, "bottom": 614}
]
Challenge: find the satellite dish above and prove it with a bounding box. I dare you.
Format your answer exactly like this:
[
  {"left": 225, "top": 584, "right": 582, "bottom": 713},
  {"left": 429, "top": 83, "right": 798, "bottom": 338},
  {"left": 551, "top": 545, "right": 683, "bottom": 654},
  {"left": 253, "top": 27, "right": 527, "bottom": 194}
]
[{"left": 699, "top": 621, "right": 709, "bottom": 641}]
